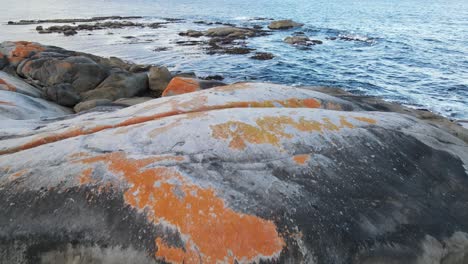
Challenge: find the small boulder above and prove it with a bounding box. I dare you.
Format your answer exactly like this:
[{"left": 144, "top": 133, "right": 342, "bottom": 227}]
[
  {"left": 162, "top": 77, "right": 225, "bottom": 97},
  {"left": 73, "top": 99, "right": 113, "bottom": 113},
  {"left": 179, "top": 30, "right": 204, "bottom": 38},
  {"left": 284, "top": 36, "right": 322, "bottom": 46},
  {"left": 43, "top": 83, "right": 81, "bottom": 107},
  {"left": 35, "top": 26, "right": 43, "bottom": 31},
  {"left": 63, "top": 29, "right": 78, "bottom": 36},
  {"left": 268, "top": 20, "right": 304, "bottom": 30},
  {"left": 81, "top": 71, "right": 148, "bottom": 101},
  {"left": 250, "top": 52, "right": 274, "bottom": 60},
  {"left": 148, "top": 66, "right": 173, "bottom": 96},
  {"left": 284, "top": 36, "right": 311, "bottom": 45}
]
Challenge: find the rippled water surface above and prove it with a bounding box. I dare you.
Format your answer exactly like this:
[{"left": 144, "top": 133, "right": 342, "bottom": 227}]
[{"left": 0, "top": 0, "right": 467, "bottom": 118}]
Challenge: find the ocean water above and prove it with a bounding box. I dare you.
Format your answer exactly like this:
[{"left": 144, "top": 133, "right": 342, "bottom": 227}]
[{"left": 0, "top": 0, "right": 467, "bottom": 119}]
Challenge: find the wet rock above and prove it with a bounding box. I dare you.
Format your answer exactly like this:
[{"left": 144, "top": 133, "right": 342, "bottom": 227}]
[
  {"left": 268, "top": 19, "right": 304, "bottom": 30},
  {"left": 63, "top": 29, "right": 78, "bottom": 36},
  {"left": 35, "top": 26, "right": 43, "bottom": 31},
  {"left": 41, "top": 21, "right": 145, "bottom": 35},
  {"left": 175, "top": 40, "right": 204, "bottom": 46},
  {"left": 284, "top": 36, "right": 323, "bottom": 46},
  {"left": 179, "top": 30, "right": 204, "bottom": 38},
  {"left": 204, "top": 27, "right": 256, "bottom": 39},
  {"left": 148, "top": 66, "right": 172, "bottom": 96},
  {"left": 7, "top": 16, "right": 143, "bottom": 25},
  {"left": 81, "top": 71, "right": 148, "bottom": 101},
  {"left": 0, "top": 84, "right": 467, "bottom": 263},
  {"left": 223, "top": 47, "right": 253, "bottom": 54},
  {"left": 200, "top": 75, "right": 224, "bottom": 81},
  {"left": 162, "top": 77, "right": 225, "bottom": 97},
  {"left": 73, "top": 98, "right": 113, "bottom": 113},
  {"left": 251, "top": 52, "right": 275, "bottom": 60},
  {"left": 43, "top": 83, "right": 81, "bottom": 107}
]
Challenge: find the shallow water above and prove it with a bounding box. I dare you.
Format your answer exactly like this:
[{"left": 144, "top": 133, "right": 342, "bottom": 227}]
[{"left": 0, "top": 0, "right": 467, "bottom": 119}]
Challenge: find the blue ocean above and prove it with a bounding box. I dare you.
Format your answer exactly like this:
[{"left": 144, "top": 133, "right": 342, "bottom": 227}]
[{"left": 0, "top": 0, "right": 467, "bottom": 119}]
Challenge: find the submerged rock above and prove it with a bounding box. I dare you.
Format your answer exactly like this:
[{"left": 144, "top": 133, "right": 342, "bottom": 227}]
[
  {"left": 250, "top": 52, "right": 275, "bottom": 60},
  {"left": 284, "top": 36, "right": 323, "bottom": 46},
  {"left": 268, "top": 19, "right": 304, "bottom": 30},
  {"left": 0, "top": 83, "right": 467, "bottom": 263}
]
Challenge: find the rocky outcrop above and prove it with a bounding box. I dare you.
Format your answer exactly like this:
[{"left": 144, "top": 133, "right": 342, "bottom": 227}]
[
  {"left": 284, "top": 36, "right": 323, "bottom": 46},
  {"left": 162, "top": 77, "right": 225, "bottom": 97},
  {"left": 0, "top": 41, "right": 164, "bottom": 109},
  {"left": 268, "top": 19, "right": 304, "bottom": 30},
  {"left": 0, "top": 82, "right": 467, "bottom": 264}
]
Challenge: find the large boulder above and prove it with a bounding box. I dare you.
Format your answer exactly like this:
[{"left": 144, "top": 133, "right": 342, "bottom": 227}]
[
  {"left": 17, "top": 55, "right": 109, "bottom": 94},
  {"left": 268, "top": 19, "right": 304, "bottom": 30},
  {"left": 0, "top": 71, "right": 42, "bottom": 98},
  {"left": 148, "top": 66, "right": 172, "bottom": 96},
  {"left": 162, "top": 77, "right": 225, "bottom": 97},
  {"left": 0, "top": 83, "right": 467, "bottom": 264},
  {"left": 81, "top": 71, "right": 148, "bottom": 102},
  {"left": 0, "top": 90, "right": 72, "bottom": 120}
]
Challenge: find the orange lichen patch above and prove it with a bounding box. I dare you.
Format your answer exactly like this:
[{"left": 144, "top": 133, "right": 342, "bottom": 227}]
[
  {"left": 325, "top": 102, "right": 343, "bottom": 111},
  {"left": 7, "top": 169, "right": 28, "bottom": 181},
  {"left": 10, "top": 41, "right": 45, "bottom": 61},
  {"left": 162, "top": 77, "right": 200, "bottom": 97},
  {"left": 0, "top": 101, "right": 15, "bottom": 106},
  {"left": 75, "top": 152, "right": 285, "bottom": 263},
  {"left": 293, "top": 154, "right": 310, "bottom": 165},
  {"left": 354, "top": 116, "right": 377, "bottom": 124},
  {"left": 0, "top": 79, "right": 16, "bottom": 91},
  {"left": 155, "top": 239, "right": 200, "bottom": 263},
  {"left": 211, "top": 115, "right": 358, "bottom": 150},
  {"left": 78, "top": 168, "right": 94, "bottom": 184},
  {"left": 223, "top": 98, "right": 322, "bottom": 109}
]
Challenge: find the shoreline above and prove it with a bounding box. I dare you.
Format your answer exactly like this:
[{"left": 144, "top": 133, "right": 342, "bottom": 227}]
[
  {"left": 1, "top": 39, "right": 468, "bottom": 263},
  {"left": 1, "top": 14, "right": 466, "bottom": 120}
]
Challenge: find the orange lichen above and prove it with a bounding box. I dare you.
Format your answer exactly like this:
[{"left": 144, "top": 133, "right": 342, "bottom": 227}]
[
  {"left": 11, "top": 41, "right": 45, "bottom": 58},
  {"left": 0, "top": 101, "right": 15, "bottom": 106},
  {"left": 75, "top": 152, "right": 285, "bottom": 263},
  {"left": 7, "top": 169, "right": 28, "bottom": 181},
  {"left": 211, "top": 115, "right": 360, "bottom": 150},
  {"left": 354, "top": 116, "right": 377, "bottom": 124},
  {"left": 293, "top": 154, "right": 310, "bottom": 165},
  {"left": 78, "top": 168, "right": 94, "bottom": 184},
  {"left": 162, "top": 77, "right": 200, "bottom": 97},
  {"left": 0, "top": 79, "right": 16, "bottom": 91}
]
